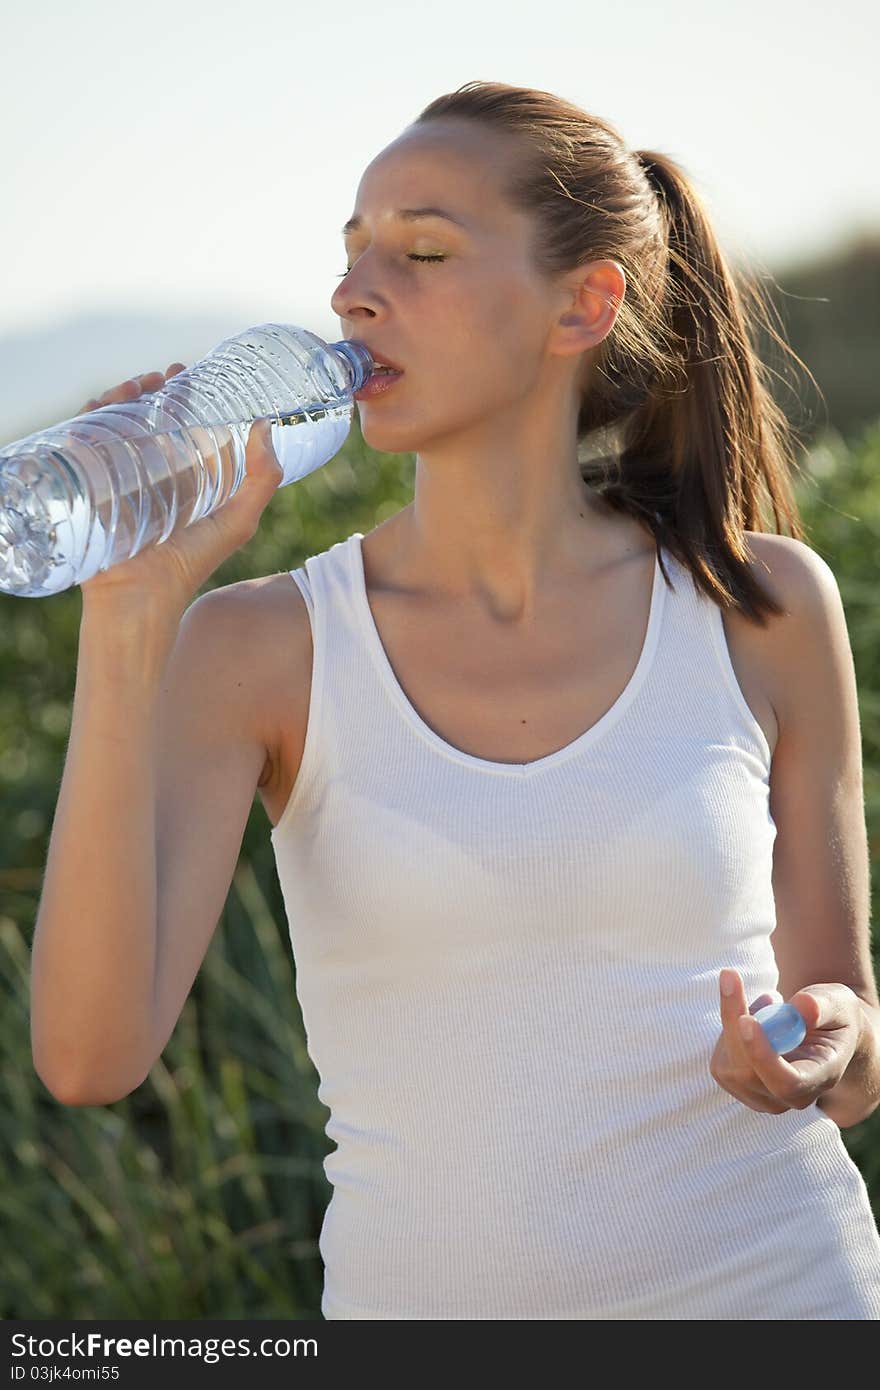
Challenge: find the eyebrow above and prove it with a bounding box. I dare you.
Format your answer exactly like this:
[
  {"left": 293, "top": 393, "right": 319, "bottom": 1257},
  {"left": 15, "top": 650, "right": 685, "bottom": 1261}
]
[{"left": 341, "top": 207, "right": 468, "bottom": 236}]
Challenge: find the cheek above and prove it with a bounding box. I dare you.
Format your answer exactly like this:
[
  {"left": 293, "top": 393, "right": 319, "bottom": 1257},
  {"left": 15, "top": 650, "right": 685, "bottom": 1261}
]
[
  {"left": 419, "top": 268, "right": 544, "bottom": 392},
  {"left": 484, "top": 282, "right": 548, "bottom": 370},
  {"left": 457, "top": 276, "right": 533, "bottom": 347}
]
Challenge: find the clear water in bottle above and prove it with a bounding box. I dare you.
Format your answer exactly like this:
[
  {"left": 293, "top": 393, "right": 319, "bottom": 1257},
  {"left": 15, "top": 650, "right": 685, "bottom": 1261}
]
[{"left": 0, "top": 324, "right": 372, "bottom": 598}]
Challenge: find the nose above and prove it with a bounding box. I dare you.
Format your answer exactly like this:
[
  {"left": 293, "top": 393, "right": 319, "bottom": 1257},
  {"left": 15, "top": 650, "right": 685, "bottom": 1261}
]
[
  {"left": 330, "top": 293, "right": 371, "bottom": 335},
  {"left": 330, "top": 260, "right": 383, "bottom": 324},
  {"left": 330, "top": 274, "right": 354, "bottom": 321}
]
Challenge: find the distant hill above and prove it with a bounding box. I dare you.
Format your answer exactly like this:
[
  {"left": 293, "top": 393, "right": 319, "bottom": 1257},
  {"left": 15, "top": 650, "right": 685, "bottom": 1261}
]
[{"left": 0, "top": 309, "right": 334, "bottom": 447}]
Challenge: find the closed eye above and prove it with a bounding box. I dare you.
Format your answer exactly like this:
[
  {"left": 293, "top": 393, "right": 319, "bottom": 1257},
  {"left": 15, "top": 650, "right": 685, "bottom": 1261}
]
[{"left": 337, "top": 253, "right": 446, "bottom": 278}]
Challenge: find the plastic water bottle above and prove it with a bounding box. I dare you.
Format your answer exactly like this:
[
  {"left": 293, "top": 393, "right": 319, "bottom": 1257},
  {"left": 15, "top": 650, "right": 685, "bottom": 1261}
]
[
  {"left": 0, "top": 323, "right": 374, "bottom": 599},
  {"left": 754, "top": 1002, "right": 807, "bottom": 1055}
]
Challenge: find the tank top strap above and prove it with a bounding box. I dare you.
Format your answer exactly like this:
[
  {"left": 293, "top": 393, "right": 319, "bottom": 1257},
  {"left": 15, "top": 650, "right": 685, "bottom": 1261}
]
[
  {"left": 269, "top": 533, "right": 372, "bottom": 839},
  {"left": 652, "top": 546, "right": 772, "bottom": 776}
]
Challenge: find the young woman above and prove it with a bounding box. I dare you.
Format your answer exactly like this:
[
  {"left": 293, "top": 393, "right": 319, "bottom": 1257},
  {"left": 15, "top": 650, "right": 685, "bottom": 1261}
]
[{"left": 31, "top": 81, "right": 880, "bottom": 1319}]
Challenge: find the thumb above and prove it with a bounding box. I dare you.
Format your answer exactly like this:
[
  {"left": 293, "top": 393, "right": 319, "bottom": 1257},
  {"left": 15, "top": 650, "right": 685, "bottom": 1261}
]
[
  {"left": 209, "top": 417, "right": 283, "bottom": 543},
  {"left": 246, "top": 417, "right": 283, "bottom": 484},
  {"left": 237, "top": 416, "right": 283, "bottom": 504}
]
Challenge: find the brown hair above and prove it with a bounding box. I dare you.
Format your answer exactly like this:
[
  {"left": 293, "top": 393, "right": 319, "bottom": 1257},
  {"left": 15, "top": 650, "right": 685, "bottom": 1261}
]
[{"left": 414, "top": 80, "right": 819, "bottom": 625}]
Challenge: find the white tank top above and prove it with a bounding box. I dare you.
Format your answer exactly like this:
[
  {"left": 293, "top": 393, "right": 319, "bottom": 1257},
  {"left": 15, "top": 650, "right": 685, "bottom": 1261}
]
[{"left": 270, "top": 530, "right": 880, "bottom": 1320}]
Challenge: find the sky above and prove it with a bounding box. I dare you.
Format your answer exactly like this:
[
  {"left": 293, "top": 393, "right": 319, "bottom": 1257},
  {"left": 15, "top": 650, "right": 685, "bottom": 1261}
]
[{"left": 0, "top": 0, "right": 876, "bottom": 349}]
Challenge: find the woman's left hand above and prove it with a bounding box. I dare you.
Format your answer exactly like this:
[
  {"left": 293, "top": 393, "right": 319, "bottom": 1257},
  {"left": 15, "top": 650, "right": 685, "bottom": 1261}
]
[{"left": 709, "top": 969, "right": 863, "bottom": 1114}]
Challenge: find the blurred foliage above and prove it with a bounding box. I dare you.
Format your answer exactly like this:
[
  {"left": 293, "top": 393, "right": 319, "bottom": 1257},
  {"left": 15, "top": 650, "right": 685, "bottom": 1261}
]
[
  {"left": 763, "top": 232, "right": 880, "bottom": 445},
  {"left": 793, "top": 416, "right": 880, "bottom": 1225},
  {"left": 2, "top": 234, "right": 880, "bottom": 1318}
]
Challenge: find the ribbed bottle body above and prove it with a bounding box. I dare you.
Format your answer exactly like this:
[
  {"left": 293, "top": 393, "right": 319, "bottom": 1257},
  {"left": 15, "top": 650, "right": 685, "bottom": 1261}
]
[{"left": 0, "top": 324, "right": 372, "bottom": 597}]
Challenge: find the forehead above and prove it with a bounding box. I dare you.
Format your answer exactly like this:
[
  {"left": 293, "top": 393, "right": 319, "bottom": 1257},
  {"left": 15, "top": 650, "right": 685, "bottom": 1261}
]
[{"left": 345, "top": 119, "right": 525, "bottom": 235}]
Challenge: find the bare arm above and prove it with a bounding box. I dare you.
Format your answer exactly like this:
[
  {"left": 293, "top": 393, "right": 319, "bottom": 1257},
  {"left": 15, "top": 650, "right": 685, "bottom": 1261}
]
[
  {"left": 29, "top": 367, "right": 283, "bottom": 1106},
  {"left": 31, "top": 583, "right": 275, "bottom": 1106},
  {"left": 30, "top": 609, "right": 180, "bottom": 1103}
]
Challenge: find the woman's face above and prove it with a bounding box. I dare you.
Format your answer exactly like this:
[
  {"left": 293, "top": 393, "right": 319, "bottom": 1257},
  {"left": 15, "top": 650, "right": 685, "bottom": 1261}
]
[{"left": 331, "top": 118, "right": 579, "bottom": 457}]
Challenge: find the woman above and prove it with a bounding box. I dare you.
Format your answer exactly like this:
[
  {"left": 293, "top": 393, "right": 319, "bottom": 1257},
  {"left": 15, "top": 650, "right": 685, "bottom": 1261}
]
[{"left": 33, "top": 81, "right": 880, "bottom": 1319}]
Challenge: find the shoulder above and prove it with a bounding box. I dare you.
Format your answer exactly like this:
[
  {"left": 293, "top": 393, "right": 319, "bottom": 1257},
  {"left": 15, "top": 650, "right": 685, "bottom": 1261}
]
[
  {"left": 216, "top": 568, "right": 315, "bottom": 696},
  {"left": 739, "top": 531, "right": 853, "bottom": 738},
  {"left": 196, "top": 570, "right": 312, "bottom": 659},
  {"left": 741, "top": 531, "right": 841, "bottom": 615},
  {"left": 740, "top": 532, "right": 847, "bottom": 654},
  {"left": 198, "top": 572, "right": 314, "bottom": 789}
]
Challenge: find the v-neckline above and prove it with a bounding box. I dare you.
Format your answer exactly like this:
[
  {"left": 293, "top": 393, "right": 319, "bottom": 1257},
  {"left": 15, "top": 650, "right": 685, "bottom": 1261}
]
[{"left": 348, "top": 531, "right": 666, "bottom": 778}]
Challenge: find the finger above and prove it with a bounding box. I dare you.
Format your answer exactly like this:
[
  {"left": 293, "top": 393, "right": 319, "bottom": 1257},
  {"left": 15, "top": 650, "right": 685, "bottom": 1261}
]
[
  {"left": 101, "top": 378, "right": 143, "bottom": 402},
  {"left": 125, "top": 369, "right": 184, "bottom": 393},
  {"left": 719, "top": 968, "right": 760, "bottom": 1068},
  {"left": 77, "top": 381, "right": 138, "bottom": 413},
  {"left": 740, "top": 1091, "right": 791, "bottom": 1115},
  {"left": 105, "top": 371, "right": 169, "bottom": 402},
  {"left": 137, "top": 371, "right": 167, "bottom": 390},
  {"left": 79, "top": 369, "right": 178, "bottom": 416},
  {"left": 719, "top": 968, "right": 750, "bottom": 1033},
  {"left": 729, "top": 1075, "right": 792, "bottom": 1114},
  {"left": 736, "top": 1011, "right": 803, "bottom": 1099},
  {"left": 719, "top": 971, "right": 780, "bottom": 1027},
  {"left": 248, "top": 416, "right": 282, "bottom": 475},
  {"left": 786, "top": 987, "right": 835, "bottom": 1036},
  {"left": 720, "top": 969, "right": 792, "bottom": 1076},
  {"left": 217, "top": 419, "right": 282, "bottom": 534}
]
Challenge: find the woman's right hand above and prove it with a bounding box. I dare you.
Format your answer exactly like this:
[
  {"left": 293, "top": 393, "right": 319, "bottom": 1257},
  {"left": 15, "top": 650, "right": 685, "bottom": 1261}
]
[{"left": 77, "top": 364, "right": 283, "bottom": 621}]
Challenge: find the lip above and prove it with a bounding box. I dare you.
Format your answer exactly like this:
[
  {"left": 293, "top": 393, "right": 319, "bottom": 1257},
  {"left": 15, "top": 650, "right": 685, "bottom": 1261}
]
[{"left": 354, "top": 370, "right": 404, "bottom": 401}]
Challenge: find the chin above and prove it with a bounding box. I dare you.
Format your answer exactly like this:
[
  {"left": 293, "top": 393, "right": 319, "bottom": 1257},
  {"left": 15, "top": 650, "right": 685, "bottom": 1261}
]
[{"left": 356, "top": 408, "right": 427, "bottom": 454}]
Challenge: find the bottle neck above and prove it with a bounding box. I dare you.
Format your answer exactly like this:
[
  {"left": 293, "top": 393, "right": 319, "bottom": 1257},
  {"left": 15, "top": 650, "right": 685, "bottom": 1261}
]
[{"left": 329, "top": 339, "right": 373, "bottom": 392}]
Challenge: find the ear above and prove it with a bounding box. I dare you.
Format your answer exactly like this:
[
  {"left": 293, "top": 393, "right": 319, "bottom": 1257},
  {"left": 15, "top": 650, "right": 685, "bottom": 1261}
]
[{"left": 554, "top": 259, "right": 626, "bottom": 350}]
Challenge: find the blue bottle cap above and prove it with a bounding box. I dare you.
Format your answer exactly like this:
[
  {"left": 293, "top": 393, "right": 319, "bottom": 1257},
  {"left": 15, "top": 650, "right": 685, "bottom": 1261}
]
[{"left": 753, "top": 1001, "right": 807, "bottom": 1055}]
